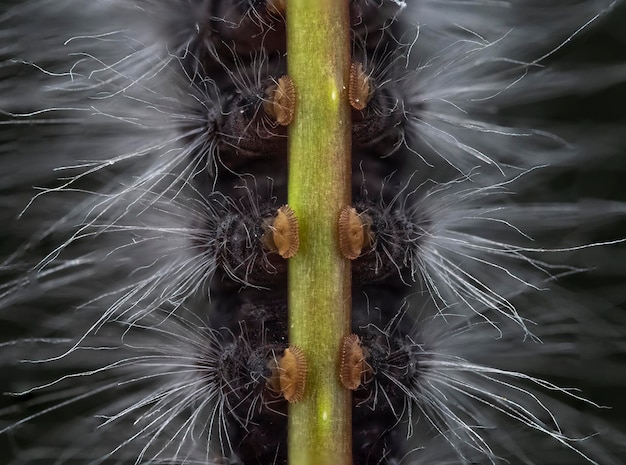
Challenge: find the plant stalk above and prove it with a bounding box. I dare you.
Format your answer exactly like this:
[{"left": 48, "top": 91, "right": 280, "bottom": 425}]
[{"left": 286, "top": 0, "right": 352, "bottom": 464}]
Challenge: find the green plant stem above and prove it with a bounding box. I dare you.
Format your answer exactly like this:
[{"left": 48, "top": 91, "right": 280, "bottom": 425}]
[{"left": 286, "top": 0, "right": 352, "bottom": 464}]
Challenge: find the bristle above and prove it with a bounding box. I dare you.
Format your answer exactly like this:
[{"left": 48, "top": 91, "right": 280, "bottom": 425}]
[{"left": 267, "top": 0, "right": 287, "bottom": 16}]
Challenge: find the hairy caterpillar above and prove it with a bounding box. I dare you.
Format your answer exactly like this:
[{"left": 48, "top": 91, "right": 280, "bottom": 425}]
[{"left": 1, "top": 1, "right": 626, "bottom": 464}]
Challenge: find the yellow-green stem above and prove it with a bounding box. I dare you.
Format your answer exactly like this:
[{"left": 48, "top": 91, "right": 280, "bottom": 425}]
[{"left": 286, "top": 0, "right": 352, "bottom": 464}]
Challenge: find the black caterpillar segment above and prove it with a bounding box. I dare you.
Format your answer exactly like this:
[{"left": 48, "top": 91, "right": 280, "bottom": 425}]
[
  {"left": 348, "top": 170, "right": 429, "bottom": 287},
  {"left": 215, "top": 208, "right": 287, "bottom": 287},
  {"left": 219, "top": 71, "right": 294, "bottom": 158},
  {"left": 184, "top": 0, "right": 287, "bottom": 81},
  {"left": 203, "top": 287, "right": 290, "bottom": 463},
  {"left": 194, "top": 191, "right": 290, "bottom": 289},
  {"left": 218, "top": 88, "right": 288, "bottom": 160},
  {"left": 350, "top": 0, "right": 407, "bottom": 50},
  {"left": 210, "top": 287, "right": 288, "bottom": 343},
  {"left": 214, "top": 329, "right": 288, "bottom": 465},
  {"left": 183, "top": 55, "right": 290, "bottom": 173},
  {"left": 348, "top": 292, "right": 421, "bottom": 465},
  {"left": 349, "top": 39, "right": 410, "bottom": 156}
]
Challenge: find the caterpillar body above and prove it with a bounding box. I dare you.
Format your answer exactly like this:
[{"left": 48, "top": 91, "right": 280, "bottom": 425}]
[{"left": 1, "top": 1, "right": 626, "bottom": 464}]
